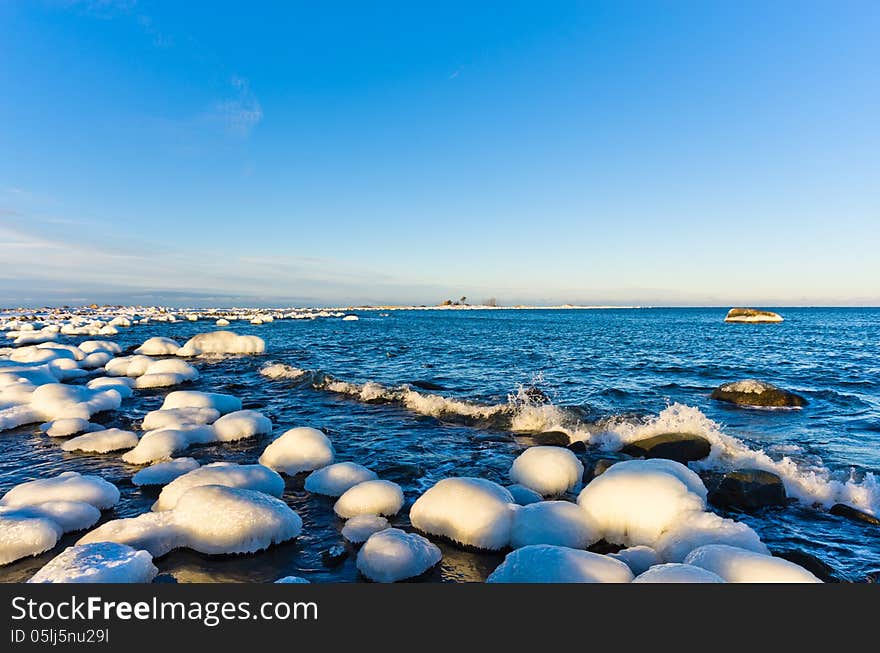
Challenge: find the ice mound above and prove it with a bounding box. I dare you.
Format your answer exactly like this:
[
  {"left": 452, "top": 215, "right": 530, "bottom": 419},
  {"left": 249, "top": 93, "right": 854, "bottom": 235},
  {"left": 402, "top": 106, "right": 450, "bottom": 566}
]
[
  {"left": 135, "top": 336, "right": 181, "bottom": 356},
  {"left": 0, "top": 512, "right": 62, "bottom": 564},
  {"left": 29, "top": 383, "right": 122, "bottom": 423},
  {"left": 105, "top": 355, "right": 154, "bottom": 377},
  {"left": 40, "top": 417, "right": 98, "bottom": 437},
  {"left": 79, "top": 486, "right": 302, "bottom": 557},
  {"left": 410, "top": 477, "right": 516, "bottom": 551},
  {"left": 79, "top": 340, "right": 122, "bottom": 355},
  {"left": 608, "top": 546, "right": 661, "bottom": 575},
  {"left": 357, "top": 528, "right": 441, "bottom": 582},
  {"left": 87, "top": 376, "right": 134, "bottom": 398},
  {"left": 176, "top": 331, "right": 265, "bottom": 357},
  {"left": 633, "top": 563, "right": 726, "bottom": 583},
  {"left": 487, "top": 545, "right": 634, "bottom": 583},
  {"left": 174, "top": 485, "right": 301, "bottom": 555},
  {"left": 260, "top": 363, "right": 308, "bottom": 380},
  {"left": 684, "top": 545, "right": 821, "bottom": 583},
  {"left": 121, "top": 425, "right": 216, "bottom": 464},
  {"left": 212, "top": 409, "right": 272, "bottom": 442},
  {"left": 275, "top": 576, "right": 309, "bottom": 583},
  {"left": 3, "top": 500, "right": 101, "bottom": 533},
  {"left": 141, "top": 407, "right": 220, "bottom": 430},
  {"left": 28, "top": 542, "right": 157, "bottom": 584},
  {"left": 506, "top": 484, "right": 543, "bottom": 506},
  {"left": 259, "top": 427, "right": 335, "bottom": 474},
  {"left": 161, "top": 390, "right": 242, "bottom": 415},
  {"left": 577, "top": 459, "right": 707, "bottom": 547},
  {"left": 509, "top": 446, "right": 584, "bottom": 496},
  {"left": 132, "top": 458, "right": 201, "bottom": 486},
  {"left": 1, "top": 471, "right": 120, "bottom": 510},
  {"left": 653, "top": 511, "right": 768, "bottom": 562},
  {"left": 304, "top": 462, "right": 378, "bottom": 497},
  {"left": 334, "top": 480, "right": 404, "bottom": 518},
  {"left": 216, "top": 319, "right": 230, "bottom": 326},
  {"left": 342, "top": 515, "right": 390, "bottom": 544},
  {"left": 510, "top": 501, "right": 598, "bottom": 549},
  {"left": 153, "top": 463, "right": 285, "bottom": 511},
  {"left": 133, "top": 359, "right": 200, "bottom": 388},
  {"left": 61, "top": 428, "right": 139, "bottom": 453}
]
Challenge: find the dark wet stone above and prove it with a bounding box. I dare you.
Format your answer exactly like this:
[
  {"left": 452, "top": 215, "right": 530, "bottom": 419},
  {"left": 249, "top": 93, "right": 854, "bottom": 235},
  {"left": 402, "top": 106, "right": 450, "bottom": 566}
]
[
  {"left": 620, "top": 432, "right": 711, "bottom": 464},
  {"left": 771, "top": 549, "right": 842, "bottom": 583},
  {"left": 829, "top": 503, "right": 880, "bottom": 526},
  {"left": 711, "top": 380, "right": 807, "bottom": 408},
  {"left": 567, "top": 440, "right": 587, "bottom": 453},
  {"left": 153, "top": 573, "right": 179, "bottom": 584},
  {"left": 708, "top": 469, "right": 787, "bottom": 510},
  {"left": 865, "top": 570, "right": 880, "bottom": 583},
  {"left": 520, "top": 386, "right": 550, "bottom": 404},
  {"left": 592, "top": 459, "right": 617, "bottom": 477},
  {"left": 321, "top": 544, "right": 349, "bottom": 567},
  {"left": 407, "top": 380, "right": 446, "bottom": 391},
  {"left": 377, "top": 462, "right": 425, "bottom": 481},
  {"left": 588, "top": 539, "right": 623, "bottom": 555},
  {"left": 515, "top": 430, "right": 570, "bottom": 447}
]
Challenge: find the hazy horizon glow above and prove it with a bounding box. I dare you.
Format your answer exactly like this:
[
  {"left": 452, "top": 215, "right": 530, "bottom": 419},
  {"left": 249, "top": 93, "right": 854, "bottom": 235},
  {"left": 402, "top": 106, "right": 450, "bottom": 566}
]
[{"left": 2, "top": 2, "right": 878, "bottom": 307}]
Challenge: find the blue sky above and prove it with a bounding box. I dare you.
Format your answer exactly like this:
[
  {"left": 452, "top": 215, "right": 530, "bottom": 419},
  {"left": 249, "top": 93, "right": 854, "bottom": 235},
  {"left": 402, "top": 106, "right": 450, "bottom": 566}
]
[{"left": 1, "top": 1, "right": 878, "bottom": 307}]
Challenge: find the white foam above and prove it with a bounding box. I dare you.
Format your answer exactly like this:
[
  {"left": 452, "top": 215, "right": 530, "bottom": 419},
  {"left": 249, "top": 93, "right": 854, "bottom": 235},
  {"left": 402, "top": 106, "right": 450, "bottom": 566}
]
[{"left": 260, "top": 363, "right": 307, "bottom": 380}]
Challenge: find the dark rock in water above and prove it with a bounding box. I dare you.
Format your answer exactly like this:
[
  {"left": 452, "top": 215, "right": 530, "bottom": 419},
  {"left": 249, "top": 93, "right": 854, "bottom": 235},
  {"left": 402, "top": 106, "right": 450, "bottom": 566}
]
[
  {"left": 771, "top": 549, "right": 842, "bottom": 583},
  {"left": 377, "top": 462, "right": 425, "bottom": 482},
  {"left": 321, "top": 544, "right": 349, "bottom": 567},
  {"left": 866, "top": 570, "right": 880, "bottom": 583},
  {"left": 711, "top": 380, "right": 807, "bottom": 408},
  {"left": 592, "top": 458, "right": 617, "bottom": 478},
  {"left": 588, "top": 539, "right": 623, "bottom": 555},
  {"left": 829, "top": 503, "right": 880, "bottom": 526},
  {"left": 620, "top": 432, "right": 711, "bottom": 464},
  {"left": 708, "top": 469, "right": 787, "bottom": 510},
  {"left": 408, "top": 380, "right": 446, "bottom": 391},
  {"left": 520, "top": 386, "right": 550, "bottom": 404},
  {"left": 515, "top": 430, "right": 570, "bottom": 447},
  {"left": 568, "top": 440, "right": 587, "bottom": 453},
  {"left": 724, "top": 307, "right": 784, "bottom": 323}
]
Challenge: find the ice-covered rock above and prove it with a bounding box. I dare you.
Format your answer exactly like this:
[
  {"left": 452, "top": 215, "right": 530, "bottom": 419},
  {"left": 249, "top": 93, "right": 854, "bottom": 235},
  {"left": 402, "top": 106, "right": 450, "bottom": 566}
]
[
  {"left": 275, "top": 576, "right": 309, "bottom": 583},
  {"left": 633, "top": 563, "right": 726, "bottom": 583},
  {"left": 29, "top": 383, "right": 122, "bottom": 422},
  {"left": 141, "top": 407, "right": 220, "bottom": 431},
  {"left": 86, "top": 376, "right": 135, "bottom": 398},
  {"left": 510, "top": 501, "right": 598, "bottom": 549},
  {"left": 79, "top": 340, "right": 122, "bottom": 356},
  {"left": 3, "top": 501, "right": 101, "bottom": 533},
  {"left": 132, "top": 458, "right": 201, "bottom": 486},
  {"left": 105, "top": 355, "right": 154, "bottom": 377},
  {"left": 61, "top": 428, "right": 139, "bottom": 453},
  {"left": 608, "top": 546, "right": 661, "bottom": 576},
  {"left": 1, "top": 472, "right": 120, "bottom": 510},
  {"left": 0, "top": 513, "right": 62, "bottom": 565},
  {"left": 121, "top": 425, "right": 216, "bottom": 465},
  {"left": 161, "top": 390, "right": 242, "bottom": 415},
  {"left": 684, "top": 544, "right": 821, "bottom": 583},
  {"left": 40, "top": 417, "right": 97, "bottom": 437},
  {"left": 724, "top": 308, "right": 784, "bottom": 323},
  {"left": 133, "top": 359, "right": 199, "bottom": 388},
  {"left": 577, "top": 459, "right": 707, "bottom": 548},
  {"left": 212, "top": 409, "right": 272, "bottom": 442},
  {"left": 135, "top": 337, "right": 181, "bottom": 356},
  {"left": 342, "top": 515, "right": 390, "bottom": 544},
  {"left": 153, "top": 463, "right": 284, "bottom": 511},
  {"left": 258, "top": 427, "right": 335, "bottom": 474},
  {"left": 487, "top": 545, "right": 634, "bottom": 583},
  {"left": 356, "top": 528, "right": 441, "bottom": 582},
  {"left": 77, "top": 512, "right": 182, "bottom": 558},
  {"left": 410, "top": 477, "right": 516, "bottom": 551},
  {"left": 176, "top": 331, "right": 265, "bottom": 357},
  {"left": 509, "top": 446, "right": 584, "bottom": 497},
  {"left": 711, "top": 379, "right": 807, "bottom": 408},
  {"left": 28, "top": 542, "right": 157, "bottom": 584},
  {"left": 653, "top": 511, "right": 768, "bottom": 562},
  {"left": 304, "top": 462, "right": 378, "bottom": 497},
  {"left": 334, "top": 480, "right": 404, "bottom": 518},
  {"left": 505, "top": 484, "right": 543, "bottom": 506}
]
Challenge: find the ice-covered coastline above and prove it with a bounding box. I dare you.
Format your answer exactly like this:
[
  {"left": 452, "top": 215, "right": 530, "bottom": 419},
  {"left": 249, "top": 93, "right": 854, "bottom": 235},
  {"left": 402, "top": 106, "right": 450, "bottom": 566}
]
[{"left": 1, "top": 304, "right": 877, "bottom": 583}]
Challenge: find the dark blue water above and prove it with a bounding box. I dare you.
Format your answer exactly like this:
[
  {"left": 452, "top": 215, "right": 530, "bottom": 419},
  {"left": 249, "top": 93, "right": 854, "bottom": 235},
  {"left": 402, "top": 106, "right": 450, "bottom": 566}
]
[{"left": 2, "top": 307, "right": 879, "bottom": 582}]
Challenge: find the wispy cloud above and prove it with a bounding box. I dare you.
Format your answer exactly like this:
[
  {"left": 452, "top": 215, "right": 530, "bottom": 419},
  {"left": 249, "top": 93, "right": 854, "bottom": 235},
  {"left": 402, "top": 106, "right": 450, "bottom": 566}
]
[{"left": 205, "top": 76, "right": 263, "bottom": 137}]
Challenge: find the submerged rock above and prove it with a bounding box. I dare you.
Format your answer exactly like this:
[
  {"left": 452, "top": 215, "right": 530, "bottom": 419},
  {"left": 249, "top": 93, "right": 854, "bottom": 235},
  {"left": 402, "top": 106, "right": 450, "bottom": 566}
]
[
  {"left": 711, "top": 380, "right": 807, "bottom": 408},
  {"left": 829, "top": 503, "right": 880, "bottom": 526},
  {"left": 724, "top": 308, "right": 784, "bottom": 323},
  {"left": 620, "top": 432, "right": 711, "bottom": 464},
  {"left": 708, "top": 469, "right": 788, "bottom": 510},
  {"left": 515, "top": 430, "right": 570, "bottom": 447},
  {"left": 771, "top": 549, "right": 842, "bottom": 583},
  {"left": 321, "top": 544, "right": 349, "bottom": 567}
]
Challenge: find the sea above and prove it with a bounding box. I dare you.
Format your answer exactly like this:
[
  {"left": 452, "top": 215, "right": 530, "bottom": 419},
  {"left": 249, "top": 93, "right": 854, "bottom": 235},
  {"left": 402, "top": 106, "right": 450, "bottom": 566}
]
[{"left": 2, "top": 307, "right": 879, "bottom": 582}]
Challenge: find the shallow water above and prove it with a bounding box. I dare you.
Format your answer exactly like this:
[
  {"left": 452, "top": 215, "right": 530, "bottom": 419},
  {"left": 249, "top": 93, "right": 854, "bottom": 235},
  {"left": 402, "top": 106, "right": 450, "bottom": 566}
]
[{"left": 2, "top": 307, "right": 879, "bottom": 582}]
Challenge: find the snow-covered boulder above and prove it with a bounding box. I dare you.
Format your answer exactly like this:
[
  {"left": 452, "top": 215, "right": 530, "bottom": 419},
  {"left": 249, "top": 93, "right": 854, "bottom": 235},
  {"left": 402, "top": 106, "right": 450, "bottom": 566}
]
[
  {"left": 30, "top": 383, "right": 122, "bottom": 423},
  {"left": 333, "top": 480, "right": 404, "bottom": 518},
  {"left": 357, "top": 528, "right": 441, "bottom": 582},
  {"left": 61, "top": 428, "right": 139, "bottom": 454},
  {"left": 653, "top": 511, "right": 768, "bottom": 562},
  {"left": 275, "top": 576, "right": 309, "bottom": 583},
  {"left": 28, "top": 542, "right": 157, "bottom": 583},
  {"left": 121, "top": 425, "right": 216, "bottom": 465},
  {"left": 487, "top": 545, "right": 634, "bottom": 583},
  {"left": 0, "top": 513, "right": 62, "bottom": 565},
  {"left": 633, "top": 563, "right": 726, "bottom": 583},
  {"left": 410, "top": 477, "right": 516, "bottom": 551},
  {"left": 79, "top": 341, "right": 122, "bottom": 356},
  {"left": 141, "top": 407, "right": 219, "bottom": 431},
  {"left": 40, "top": 417, "right": 97, "bottom": 437},
  {"left": 105, "top": 355, "right": 154, "bottom": 377},
  {"left": 258, "top": 427, "right": 335, "bottom": 474},
  {"left": 1, "top": 472, "right": 120, "bottom": 510},
  {"left": 133, "top": 359, "right": 199, "bottom": 388},
  {"left": 342, "top": 515, "right": 390, "bottom": 544},
  {"left": 86, "top": 376, "right": 134, "bottom": 398},
  {"left": 176, "top": 331, "right": 265, "bottom": 357},
  {"left": 161, "top": 391, "right": 241, "bottom": 415},
  {"left": 4, "top": 501, "right": 101, "bottom": 534},
  {"left": 608, "top": 546, "right": 661, "bottom": 576},
  {"left": 305, "top": 462, "right": 378, "bottom": 497},
  {"left": 153, "top": 463, "right": 284, "bottom": 511},
  {"left": 77, "top": 512, "right": 182, "bottom": 558},
  {"left": 509, "top": 446, "right": 584, "bottom": 497},
  {"left": 134, "top": 337, "right": 181, "bottom": 356},
  {"left": 576, "top": 459, "right": 707, "bottom": 548},
  {"left": 132, "top": 458, "right": 201, "bottom": 486},
  {"left": 510, "top": 501, "right": 598, "bottom": 549},
  {"left": 684, "top": 545, "right": 821, "bottom": 583},
  {"left": 212, "top": 409, "right": 272, "bottom": 442}
]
